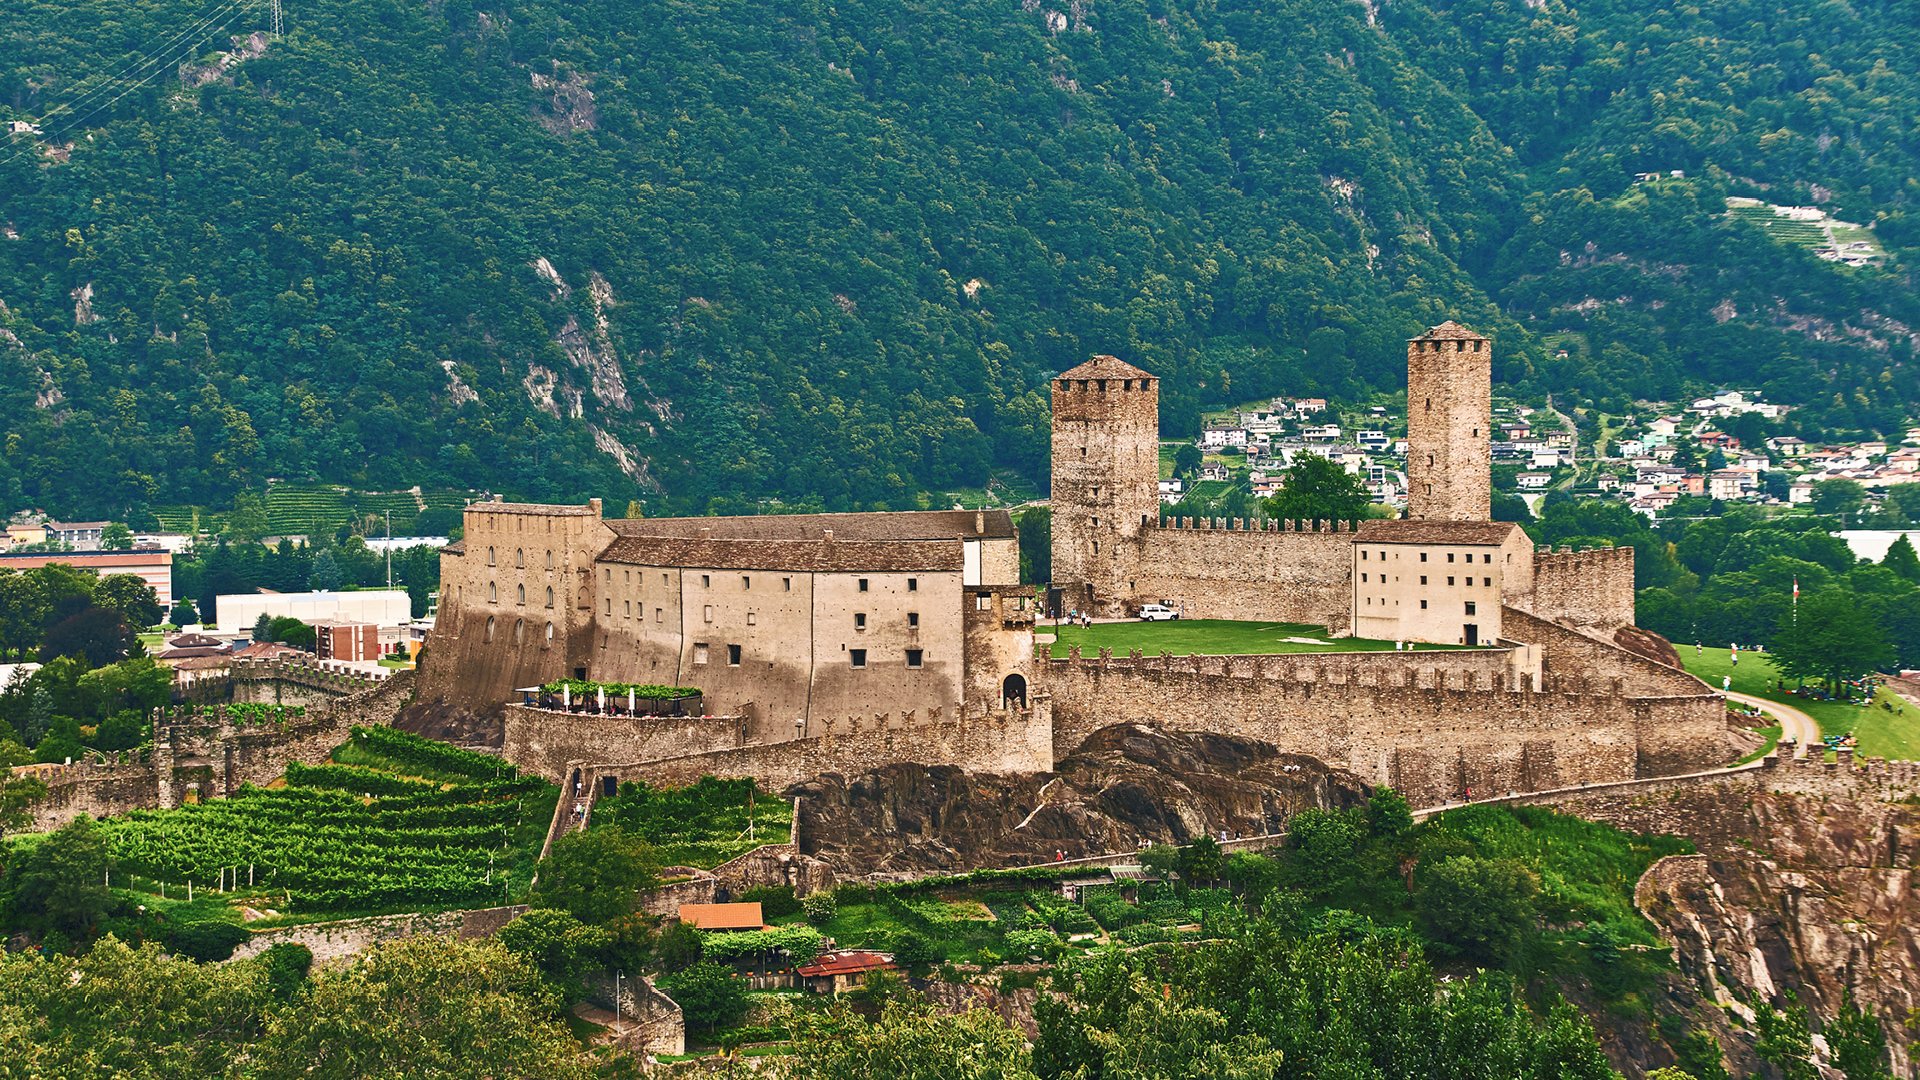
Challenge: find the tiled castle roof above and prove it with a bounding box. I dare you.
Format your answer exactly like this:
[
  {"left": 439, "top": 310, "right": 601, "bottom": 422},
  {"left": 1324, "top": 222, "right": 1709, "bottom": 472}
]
[
  {"left": 1410, "top": 320, "right": 1487, "bottom": 341},
  {"left": 601, "top": 536, "right": 965, "bottom": 573},
  {"left": 1355, "top": 519, "right": 1521, "bottom": 545},
  {"left": 1056, "top": 354, "right": 1156, "bottom": 381},
  {"left": 605, "top": 508, "right": 1013, "bottom": 542}
]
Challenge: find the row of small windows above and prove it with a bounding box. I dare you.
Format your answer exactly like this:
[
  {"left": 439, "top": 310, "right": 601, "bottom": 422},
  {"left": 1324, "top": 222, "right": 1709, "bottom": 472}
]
[
  {"left": 688, "top": 643, "right": 924, "bottom": 669},
  {"left": 1358, "top": 574, "right": 1493, "bottom": 587},
  {"left": 482, "top": 616, "right": 554, "bottom": 645},
  {"left": 1361, "top": 550, "right": 1495, "bottom": 563},
  {"left": 1360, "top": 599, "right": 1477, "bottom": 614},
  {"left": 486, "top": 582, "right": 555, "bottom": 607},
  {"left": 486, "top": 546, "right": 556, "bottom": 570}
]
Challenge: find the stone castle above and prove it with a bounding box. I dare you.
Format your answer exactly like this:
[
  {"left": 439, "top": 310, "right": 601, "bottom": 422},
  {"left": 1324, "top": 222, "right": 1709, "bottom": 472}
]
[{"left": 414, "top": 322, "right": 1732, "bottom": 805}]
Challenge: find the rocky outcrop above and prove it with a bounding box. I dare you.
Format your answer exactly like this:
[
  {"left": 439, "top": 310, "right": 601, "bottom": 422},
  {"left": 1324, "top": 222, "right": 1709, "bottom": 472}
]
[
  {"left": 1636, "top": 791, "right": 1920, "bottom": 1076},
  {"left": 789, "top": 723, "right": 1371, "bottom": 872},
  {"left": 1613, "top": 624, "right": 1683, "bottom": 669}
]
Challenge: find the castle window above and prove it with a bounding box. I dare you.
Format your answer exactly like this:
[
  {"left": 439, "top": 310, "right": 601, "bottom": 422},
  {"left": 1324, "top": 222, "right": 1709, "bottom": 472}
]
[
  {"left": 1420, "top": 575, "right": 1427, "bottom": 585},
  {"left": 516, "top": 584, "right": 526, "bottom": 605},
  {"left": 625, "top": 570, "right": 631, "bottom": 583},
  {"left": 1447, "top": 576, "right": 1455, "bottom": 586},
  {"left": 1419, "top": 553, "right": 1427, "bottom": 562},
  {"left": 488, "top": 582, "right": 498, "bottom": 603},
  {"left": 605, "top": 597, "right": 611, "bottom": 615},
  {"left": 544, "top": 622, "right": 554, "bottom": 647},
  {"left": 727, "top": 644, "right": 742, "bottom": 666},
  {"left": 1092, "top": 486, "right": 1100, "bottom": 499},
  {"left": 1361, "top": 551, "right": 1367, "bottom": 560},
  {"left": 1424, "top": 398, "right": 1431, "bottom": 412},
  {"left": 513, "top": 619, "right": 524, "bottom": 644},
  {"left": 1427, "top": 454, "right": 1435, "bottom": 467},
  {"left": 485, "top": 616, "right": 495, "bottom": 642},
  {"left": 1447, "top": 553, "right": 1455, "bottom": 563},
  {"left": 546, "top": 586, "right": 555, "bottom": 608},
  {"left": 858, "top": 578, "right": 869, "bottom": 592},
  {"left": 601, "top": 633, "right": 608, "bottom": 650},
  {"left": 516, "top": 548, "right": 525, "bottom": 568},
  {"left": 908, "top": 612, "right": 919, "bottom": 628},
  {"left": 663, "top": 573, "right": 670, "bottom": 584},
  {"left": 655, "top": 607, "right": 663, "bottom": 623},
  {"left": 1483, "top": 577, "right": 1491, "bottom": 586},
  {"left": 1081, "top": 447, "right": 1087, "bottom": 457},
  {"left": 1092, "top": 516, "right": 1099, "bottom": 527},
  {"left": 907, "top": 578, "right": 917, "bottom": 592},
  {"left": 783, "top": 577, "right": 793, "bottom": 591},
  {"left": 850, "top": 648, "right": 867, "bottom": 669},
  {"left": 742, "top": 576, "right": 751, "bottom": 590},
  {"left": 747, "top": 612, "right": 757, "bottom": 626},
  {"left": 604, "top": 568, "right": 611, "bottom": 585},
  {"left": 693, "top": 643, "right": 709, "bottom": 665},
  {"left": 703, "top": 605, "right": 713, "bottom": 623},
  {"left": 1482, "top": 554, "right": 1492, "bottom": 563},
  {"left": 487, "top": 546, "right": 495, "bottom": 566},
  {"left": 547, "top": 550, "right": 555, "bottom": 569},
  {"left": 906, "top": 649, "right": 923, "bottom": 669},
  {"left": 1092, "top": 541, "right": 1099, "bottom": 554},
  {"left": 625, "top": 600, "right": 631, "bottom": 617},
  {"left": 1465, "top": 602, "right": 1477, "bottom": 616},
  {"left": 701, "top": 574, "right": 711, "bottom": 588},
  {"left": 976, "top": 593, "right": 992, "bottom": 611},
  {"left": 1420, "top": 600, "right": 1428, "bottom": 610},
  {"left": 1362, "top": 573, "right": 1369, "bottom": 583},
  {"left": 855, "top": 613, "right": 867, "bottom": 630}
]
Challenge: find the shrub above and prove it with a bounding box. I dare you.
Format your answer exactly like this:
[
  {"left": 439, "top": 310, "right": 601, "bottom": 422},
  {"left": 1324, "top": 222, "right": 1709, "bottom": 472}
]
[
  {"left": 164, "top": 919, "right": 252, "bottom": 962},
  {"left": 890, "top": 931, "right": 942, "bottom": 972},
  {"left": 802, "top": 891, "right": 838, "bottom": 925},
  {"left": 659, "top": 961, "right": 750, "bottom": 1034},
  {"left": 257, "top": 942, "right": 314, "bottom": 999},
  {"left": 739, "top": 885, "right": 800, "bottom": 920},
  {"left": 1002, "top": 928, "right": 1061, "bottom": 961}
]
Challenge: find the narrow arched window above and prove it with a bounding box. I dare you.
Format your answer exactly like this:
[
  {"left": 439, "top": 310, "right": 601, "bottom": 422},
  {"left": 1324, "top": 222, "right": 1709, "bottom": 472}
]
[
  {"left": 485, "top": 616, "right": 495, "bottom": 642},
  {"left": 516, "top": 548, "right": 525, "bottom": 568},
  {"left": 513, "top": 619, "right": 524, "bottom": 644},
  {"left": 516, "top": 583, "right": 526, "bottom": 605},
  {"left": 546, "top": 586, "right": 555, "bottom": 609},
  {"left": 487, "top": 582, "right": 497, "bottom": 603},
  {"left": 547, "top": 550, "right": 555, "bottom": 569},
  {"left": 487, "top": 546, "right": 495, "bottom": 566},
  {"left": 545, "top": 622, "right": 555, "bottom": 646}
]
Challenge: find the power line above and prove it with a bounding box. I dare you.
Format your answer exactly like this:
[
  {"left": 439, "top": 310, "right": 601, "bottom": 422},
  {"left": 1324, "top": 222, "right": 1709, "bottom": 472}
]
[
  {"left": 17, "top": 0, "right": 252, "bottom": 135},
  {"left": 1, "top": 0, "right": 258, "bottom": 169}
]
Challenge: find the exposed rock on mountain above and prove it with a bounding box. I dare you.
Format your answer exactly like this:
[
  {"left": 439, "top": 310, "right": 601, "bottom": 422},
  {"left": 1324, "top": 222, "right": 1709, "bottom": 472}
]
[{"left": 789, "top": 723, "right": 1371, "bottom": 873}]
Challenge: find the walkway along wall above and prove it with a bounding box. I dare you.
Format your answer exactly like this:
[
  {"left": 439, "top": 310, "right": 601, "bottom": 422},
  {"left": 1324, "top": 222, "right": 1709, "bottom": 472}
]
[
  {"left": 24, "top": 667, "right": 416, "bottom": 830},
  {"left": 1042, "top": 646, "right": 1724, "bottom": 806}
]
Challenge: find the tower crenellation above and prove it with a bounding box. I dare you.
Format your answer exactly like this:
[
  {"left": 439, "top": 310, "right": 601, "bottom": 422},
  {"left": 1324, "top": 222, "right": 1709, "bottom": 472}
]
[{"left": 1405, "top": 321, "right": 1492, "bottom": 522}]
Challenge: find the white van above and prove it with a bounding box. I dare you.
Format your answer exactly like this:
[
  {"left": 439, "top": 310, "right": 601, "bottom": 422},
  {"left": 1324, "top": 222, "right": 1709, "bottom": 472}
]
[{"left": 1137, "top": 603, "right": 1179, "bottom": 621}]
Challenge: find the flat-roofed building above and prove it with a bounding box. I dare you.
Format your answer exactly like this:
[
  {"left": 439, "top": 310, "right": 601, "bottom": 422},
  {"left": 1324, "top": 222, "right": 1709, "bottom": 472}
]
[{"left": 0, "top": 550, "right": 173, "bottom": 605}]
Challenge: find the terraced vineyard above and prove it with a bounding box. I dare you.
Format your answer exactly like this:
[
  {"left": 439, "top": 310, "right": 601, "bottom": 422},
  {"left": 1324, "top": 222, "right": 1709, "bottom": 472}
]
[
  {"left": 149, "top": 484, "right": 476, "bottom": 539},
  {"left": 94, "top": 727, "right": 556, "bottom": 914},
  {"left": 590, "top": 776, "right": 791, "bottom": 868}
]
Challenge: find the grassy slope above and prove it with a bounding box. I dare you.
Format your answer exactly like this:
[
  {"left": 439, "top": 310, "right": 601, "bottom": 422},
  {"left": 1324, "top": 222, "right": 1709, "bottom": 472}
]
[
  {"left": 1677, "top": 648, "right": 1920, "bottom": 759},
  {"left": 1047, "top": 618, "right": 1469, "bottom": 657}
]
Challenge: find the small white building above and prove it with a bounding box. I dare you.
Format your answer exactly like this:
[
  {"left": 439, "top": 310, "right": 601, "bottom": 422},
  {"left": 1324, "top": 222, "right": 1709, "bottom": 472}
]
[
  {"left": 1516, "top": 472, "right": 1551, "bottom": 490},
  {"left": 216, "top": 589, "right": 412, "bottom": 632}
]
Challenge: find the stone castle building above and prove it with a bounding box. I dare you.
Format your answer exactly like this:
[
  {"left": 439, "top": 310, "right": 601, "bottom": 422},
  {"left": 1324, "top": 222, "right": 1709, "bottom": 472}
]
[{"left": 416, "top": 322, "right": 1729, "bottom": 805}]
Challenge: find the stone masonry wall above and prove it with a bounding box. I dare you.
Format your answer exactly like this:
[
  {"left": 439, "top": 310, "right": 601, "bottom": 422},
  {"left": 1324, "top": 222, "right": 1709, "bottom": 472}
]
[
  {"left": 1127, "top": 519, "right": 1353, "bottom": 629},
  {"left": 501, "top": 705, "right": 750, "bottom": 783},
  {"left": 1529, "top": 547, "right": 1637, "bottom": 633},
  {"left": 228, "top": 904, "right": 528, "bottom": 964},
  {"left": 591, "top": 700, "right": 1055, "bottom": 793}
]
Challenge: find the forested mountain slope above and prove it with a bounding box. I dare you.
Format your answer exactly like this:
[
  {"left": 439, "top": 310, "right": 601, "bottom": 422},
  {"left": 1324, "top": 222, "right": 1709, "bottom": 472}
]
[{"left": 1, "top": 0, "right": 1913, "bottom": 518}]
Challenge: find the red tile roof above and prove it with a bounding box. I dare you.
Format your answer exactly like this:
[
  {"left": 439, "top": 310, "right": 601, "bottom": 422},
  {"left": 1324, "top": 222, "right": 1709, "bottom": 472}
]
[
  {"left": 1057, "top": 354, "right": 1156, "bottom": 381},
  {"left": 796, "top": 951, "right": 896, "bottom": 978},
  {"left": 677, "top": 902, "right": 765, "bottom": 931}
]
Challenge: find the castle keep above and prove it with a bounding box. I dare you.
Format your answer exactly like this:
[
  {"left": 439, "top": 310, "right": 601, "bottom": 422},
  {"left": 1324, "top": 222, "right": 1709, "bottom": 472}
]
[{"left": 414, "top": 322, "right": 1728, "bottom": 806}]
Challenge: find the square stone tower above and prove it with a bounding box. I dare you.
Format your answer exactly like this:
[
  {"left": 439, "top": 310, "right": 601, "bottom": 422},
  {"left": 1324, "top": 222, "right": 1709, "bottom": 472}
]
[
  {"left": 1405, "top": 322, "right": 1492, "bottom": 522},
  {"left": 1050, "top": 355, "right": 1159, "bottom": 609}
]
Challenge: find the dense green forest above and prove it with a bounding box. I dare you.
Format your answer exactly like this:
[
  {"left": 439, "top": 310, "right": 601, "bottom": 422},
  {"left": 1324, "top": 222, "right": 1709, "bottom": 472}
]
[{"left": 1, "top": 0, "right": 1914, "bottom": 518}]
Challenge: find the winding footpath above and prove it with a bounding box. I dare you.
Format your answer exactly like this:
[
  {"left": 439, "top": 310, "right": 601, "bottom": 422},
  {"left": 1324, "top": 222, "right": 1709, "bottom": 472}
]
[{"left": 1725, "top": 691, "right": 1820, "bottom": 758}]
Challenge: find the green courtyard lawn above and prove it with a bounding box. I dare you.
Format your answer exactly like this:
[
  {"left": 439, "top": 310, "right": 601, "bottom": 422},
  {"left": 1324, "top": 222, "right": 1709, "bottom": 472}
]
[
  {"left": 1046, "top": 619, "right": 1465, "bottom": 658},
  {"left": 1677, "top": 647, "right": 1920, "bottom": 760}
]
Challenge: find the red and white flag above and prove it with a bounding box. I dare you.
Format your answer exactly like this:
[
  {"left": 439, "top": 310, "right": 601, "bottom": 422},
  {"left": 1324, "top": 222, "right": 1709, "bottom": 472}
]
[{"left": 1792, "top": 577, "right": 1800, "bottom": 600}]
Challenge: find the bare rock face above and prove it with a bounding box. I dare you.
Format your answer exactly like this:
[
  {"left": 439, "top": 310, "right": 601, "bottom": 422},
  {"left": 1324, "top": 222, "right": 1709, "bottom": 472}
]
[
  {"left": 1613, "top": 624, "right": 1683, "bottom": 669},
  {"left": 788, "top": 723, "right": 1372, "bottom": 873},
  {"left": 1637, "top": 792, "right": 1920, "bottom": 1075}
]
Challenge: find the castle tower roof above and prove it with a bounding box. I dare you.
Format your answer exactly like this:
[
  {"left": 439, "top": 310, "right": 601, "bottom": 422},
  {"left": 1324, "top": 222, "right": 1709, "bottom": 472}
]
[
  {"left": 1410, "top": 320, "right": 1488, "bottom": 342},
  {"left": 1057, "top": 354, "right": 1156, "bottom": 381}
]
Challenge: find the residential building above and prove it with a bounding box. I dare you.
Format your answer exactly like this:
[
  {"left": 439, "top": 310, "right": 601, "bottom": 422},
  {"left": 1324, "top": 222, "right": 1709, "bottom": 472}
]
[{"left": 0, "top": 549, "right": 173, "bottom": 605}]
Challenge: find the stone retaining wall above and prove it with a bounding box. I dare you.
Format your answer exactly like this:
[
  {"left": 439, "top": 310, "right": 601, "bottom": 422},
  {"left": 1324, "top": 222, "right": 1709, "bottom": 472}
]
[{"left": 229, "top": 903, "right": 526, "bottom": 964}]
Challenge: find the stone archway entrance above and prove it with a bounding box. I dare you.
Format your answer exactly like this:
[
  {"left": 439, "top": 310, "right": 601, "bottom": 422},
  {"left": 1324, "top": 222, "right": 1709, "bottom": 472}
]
[{"left": 1002, "top": 673, "right": 1028, "bottom": 710}]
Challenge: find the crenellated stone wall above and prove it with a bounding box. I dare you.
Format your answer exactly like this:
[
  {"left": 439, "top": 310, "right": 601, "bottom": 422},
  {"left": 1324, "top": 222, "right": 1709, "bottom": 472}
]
[
  {"left": 1529, "top": 546, "right": 1637, "bottom": 633},
  {"left": 501, "top": 706, "right": 751, "bottom": 784}
]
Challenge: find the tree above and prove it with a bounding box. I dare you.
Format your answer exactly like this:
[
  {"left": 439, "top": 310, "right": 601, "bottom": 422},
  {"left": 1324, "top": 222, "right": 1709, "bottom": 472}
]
[
  {"left": 99, "top": 524, "right": 134, "bottom": 550},
  {"left": 39, "top": 607, "right": 135, "bottom": 667},
  {"left": 496, "top": 908, "right": 611, "bottom": 997},
  {"left": 1015, "top": 506, "right": 1052, "bottom": 585},
  {"left": 3, "top": 816, "right": 114, "bottom": 942},
  {"left": 267, "top": 616, "right": 316, "bottom": 650},
  {"left": 76, "top": 657, "right": 171, "bottom": 717},
  {"left": 253, "top": 612, "right": 274, "bottom": 643},
  {"left": 755, "top": 1002, "right": 1040, "bottom": 1080},
  {"left": 94, "top": 574, "right": 163, "bottom": 630},
  {"left": 1415, "top": 856, "right": 1539, "bottom": 965},
  {"left": 1365, "top": 788, "right": 1414, "bottom": 839},
  {"left": 0, "top": 736, "right": 48, "bottom": 838},
  {"left": 659, "top": 961, "right": 750, "bottom": 1034},
  {"left": 1769, "top": 591, "right": 1896, "bottom": 692},
  {"left": 1884, "top": 534, "right": 1920, "bottom": 583},
  {"left": 528, "top": 825, "right": 658, "bottom": 924},
  {"left": 1811, "top": 478, "right": 1868, "bottom": 520},
  {"left": 248, "top": 936, "right": 592, "bottom": 1079},
  {"left": 1753, "top": 992, "right": 1819, "bottom": 1080},
  {"left": 1826, "top": 991, "right": 1894, "bottom": 1080},
  {"left": 167, "top": 598, "right": 198, "bottom": 626},
  {"left": 1283, "top": 808, "right": 1365, "bottom": 896},
  {"left": 1492, "top": 492, "right": 1534, "bottom": 523},
  {"left": 1261, "top": 453, "right": 1370, "bottom": 522},
  {"left": 1176, "top": 835, "right": 1224, "bottom": 884},
  {"left": 1173, "top": 443, "right": 1204, "bottom": 478},
  {"left": 308, "top": 549, "right": 342, "bottom": 593}
]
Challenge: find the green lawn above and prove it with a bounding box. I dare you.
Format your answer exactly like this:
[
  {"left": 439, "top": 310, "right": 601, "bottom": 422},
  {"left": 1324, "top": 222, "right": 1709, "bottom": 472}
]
[
  {"left": 1046, "top": 619, "right": 1464, "bottom": 657},
  {"left": 1676, "top": 648, "right": 1920, "bottom": 759}
]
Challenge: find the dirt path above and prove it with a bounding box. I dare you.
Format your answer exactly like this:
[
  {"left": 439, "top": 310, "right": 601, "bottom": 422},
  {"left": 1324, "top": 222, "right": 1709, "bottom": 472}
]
[{"left": 1726, "top": 691, "right": 1820, "bottom": 758}]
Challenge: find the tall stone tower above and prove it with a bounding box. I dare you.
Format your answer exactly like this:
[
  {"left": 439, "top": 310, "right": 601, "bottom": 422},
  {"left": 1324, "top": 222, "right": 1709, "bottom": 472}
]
[
  {"left": 1050, "top": 355, "right": 1159, "bottom": 611},
  {"left": 1405, "top": 321, "right": 1492, "bottom": 521}
]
